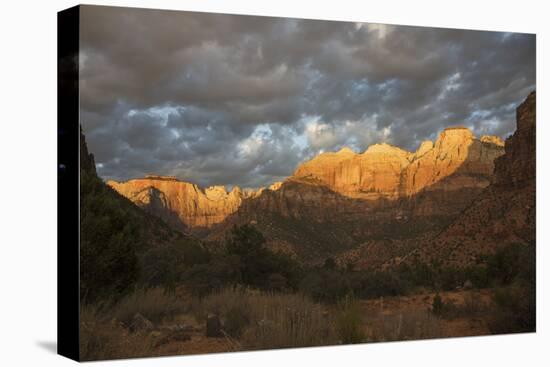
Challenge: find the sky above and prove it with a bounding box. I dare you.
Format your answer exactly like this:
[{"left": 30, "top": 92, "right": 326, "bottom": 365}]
[{"left": 80, "top": 5, "right": 535, "bottom": 189}]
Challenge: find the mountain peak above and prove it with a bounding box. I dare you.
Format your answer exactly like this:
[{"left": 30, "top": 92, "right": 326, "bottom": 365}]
[
  {"left": 144, "top": 174, "right": 179, "bottom": 181},
  {"left": 336, "top": 147, "right": 356, "bottom": 155},
  {"left": 205, "top": 185, "right": 229, "bottom": 200},
  {"left": 415, "top": 140, "right": 434, "bottom": 157},
  {"left": 365, "top": 143, "right": 409, "bottom": 155},
  {"left": 435, "top": 126, "right": 474, "bottom": 148},
  {"left": 480, "top": 135, "right": 504, "bottom": 147}
]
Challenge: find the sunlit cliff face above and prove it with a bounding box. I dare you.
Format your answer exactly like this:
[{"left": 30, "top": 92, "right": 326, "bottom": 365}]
[
  {"left": 107, "top": 127, "right": 503, "bottom": 229},
  {"left": 293, "top": 127, "right": 504, "bottom": 200}
]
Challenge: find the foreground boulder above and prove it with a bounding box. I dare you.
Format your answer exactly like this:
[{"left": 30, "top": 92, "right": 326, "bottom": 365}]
[{"left": 129, "top": 313, "right": 154, "bottom": 333}]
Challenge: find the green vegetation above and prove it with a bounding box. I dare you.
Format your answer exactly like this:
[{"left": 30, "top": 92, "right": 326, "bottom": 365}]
[
  {"left": 80, "top": 165, "right": 203, "bottom": 303},
  {"left": 431, "top": 293, "right": 444, "bottom": 316},
  {"left": 80, "top": 169, "right": 142, "bottom": 303},
  {"left": 81, "top": 172, "right": 535, "bottom": 358},
  {"left": 487, "top": 243, "right": 535, "bottom": 334}
]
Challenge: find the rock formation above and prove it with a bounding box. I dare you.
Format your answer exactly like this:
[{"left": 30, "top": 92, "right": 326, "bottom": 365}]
[
  {"left": 107, "top": 177, "right": 268, "bottom": 229},
  {"left": 409, "top": 92, "right": 536, "bottom": 267},
  {"left": 293, "top": 127, "right": 504, "bottom": 200},
  {"left": 108, "top": 126, "right": 505, "bottom": 243},
  {"left": 84, "top": 91, "right": 535, "bottom": 270},
  {"left": 494, "top": 91, "right": 536, "bottom": 187}
]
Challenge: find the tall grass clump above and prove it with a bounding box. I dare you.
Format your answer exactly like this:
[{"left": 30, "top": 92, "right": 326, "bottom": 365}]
[
  {"left": 371, "top": 310, "right": 443, "bottom": 341},
  {"left": 79, "top": 304, "right": 154, "bottom": 361},
  {"left": 108, "top": 287, "right": 188, "bottom": 326},
  {"left": 193, "top": 287, "right": 338, "bottom": 349},
  {"left": 335, "top": 295, "right": 366, "bottom": 344}
]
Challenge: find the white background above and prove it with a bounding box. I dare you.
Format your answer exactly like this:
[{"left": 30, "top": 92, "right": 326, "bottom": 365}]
[{"left": 0, "top": 0, "right": 548, "bottom": 365}]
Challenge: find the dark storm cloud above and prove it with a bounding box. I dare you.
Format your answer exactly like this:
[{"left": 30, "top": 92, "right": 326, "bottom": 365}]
[{"left": 80, "top": 5, "right": 535, "bottom": 188}]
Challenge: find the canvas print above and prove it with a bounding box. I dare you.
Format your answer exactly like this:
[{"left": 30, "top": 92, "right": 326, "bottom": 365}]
[{"left": 73, "top": 5, "right": 535, "bottom": 361}]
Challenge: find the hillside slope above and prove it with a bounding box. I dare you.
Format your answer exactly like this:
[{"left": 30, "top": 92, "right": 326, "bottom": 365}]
[
  {"left": 80, "top": 128, "right": 187, "bottom": 301},
  {"left": 417, "top": 91, "right": 536, "bottom": 267}
]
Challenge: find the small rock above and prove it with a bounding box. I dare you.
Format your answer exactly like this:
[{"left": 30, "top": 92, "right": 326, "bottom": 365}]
[
  {"left": 206, "top": 314, "right": 223, "bottom": 337},
  {"left": 154, "top": 330, "right": 191, "bottom": 348},
  {"left": 161, "top": 323, "right": 197, "bottom": 333},
  {"left": 129, "top": 313, "right": 154, "bottom": 333},
  {"left": 150, "top": 330, "right": 161, "bottom": 338}
]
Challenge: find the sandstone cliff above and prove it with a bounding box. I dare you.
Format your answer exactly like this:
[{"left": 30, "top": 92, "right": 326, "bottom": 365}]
[
  {"left": 108, "top": 126, "right": 506, "bottom": 253},
  {"left": 107, "top": 177, "right": 267, "bottom": 229},
  {"left": 293, "top": 128, "right": 504, "bottom": 201}
]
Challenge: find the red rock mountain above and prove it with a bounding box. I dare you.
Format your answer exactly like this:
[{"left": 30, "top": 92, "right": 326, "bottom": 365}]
[
  {"left": 107, "top": 176, "right": 267, "bottom": 229},
  {"left": 294, "top": 128, "right": 503, "bottom": 200},
  {"left": 108, "top": 126, "right": 503, "bottom": 237},
  {"left": 418, "top": 91, "right": 536, "bottom": 267},
  {"left": 105, "top": 91, "right": 536, "bottom": 267},
  {"left": 344, "top": 92, "right": 536, "bottom": 269}
]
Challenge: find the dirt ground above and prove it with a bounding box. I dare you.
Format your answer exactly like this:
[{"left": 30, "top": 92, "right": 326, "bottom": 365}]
[{"left": 360, "top": 289, "right": 493, "bottom": 340}]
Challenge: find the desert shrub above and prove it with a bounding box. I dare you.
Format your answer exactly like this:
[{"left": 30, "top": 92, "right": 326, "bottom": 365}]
[
  {"left": 323, "top": 257, "right": 337, "bottom": 270},
  {"left": 299, "top": 268, "right": 349, "bottom": 303},
  {"left": 463, "top": 265, "right": 489, "bottom": 288},
  {"left": 223, "top": 225, "right": 303, "bottom": 291},
  {"left": 437, "top": 267, "right": 464, "bottom": 291},
  {"left": 486, "top": 243, "right": 535, "bottom": 333},
  {"left": 225, "top": 306, "right": 251, "bottom": 338},
  {"left": 140, "top": 244, "right": 185, "bottom": 290},
  {"left": 487, "top": 243, "right": 528, "bottom": 285},
  {"left": 431, "top": 294, "right": 466, "bottom": 319},
  {"left": 335, "top": 296, "right": 366, "bottom": 344},
  {"left": 488, "top": 283, "right": 535, "bottom": 334},
  {"left": 183, "top": 255, "right": 242, "bottom": 297},
  {"left": 397, "top": 261, "right": 435, "bottom": 288},
  {"left": 350, "top": 270, "right": 408, "bottom": 299},
  {"left": 194, "top": 286, "right": 250, "bottom": 320},
  {"left": 80, "top": 170, "right": 140, "bottom": 303},
  {"left": 431, "top": 293, "right": 444, "bottom": 316},
  {"left": 140, "top": 239, "right": 211, "bottom": 291},
  {"left": 267, "top": 273, "right": 288, "bottom": 291}
]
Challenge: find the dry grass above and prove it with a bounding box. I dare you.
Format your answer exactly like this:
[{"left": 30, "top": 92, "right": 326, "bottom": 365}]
[
  {"left": 81, "top": 286, "right": 468, "bottom": 360},
  {"left": 193, "top": 287, "right": 339, "bottom": 349},
  {"left": 336, "top": 296, "right": 366, "bottom": 344},
  {"left": 79, "top": 304, "right": 154, "bottom": 361},
  {"left": 108, "top": 287, "right": 189, "bottom": 326},
  {"left": 79, "top": 288, "right": 189, "bottom": 360},
  {"left": 367, "top": 310, "right": 444, "bottom": 342}
]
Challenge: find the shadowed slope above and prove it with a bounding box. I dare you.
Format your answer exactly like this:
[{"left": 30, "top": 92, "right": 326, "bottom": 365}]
[{"left": 415, "top": 91, "right": 536, "bottom": 267}]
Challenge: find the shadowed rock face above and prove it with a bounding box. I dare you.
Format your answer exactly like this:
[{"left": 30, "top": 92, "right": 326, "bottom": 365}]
[
  {"left": 406, "top": 92, "right": 536, "bottom": 268},
  {"left": 494, "top": 91, "right": 536, "bottom": 187}
]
